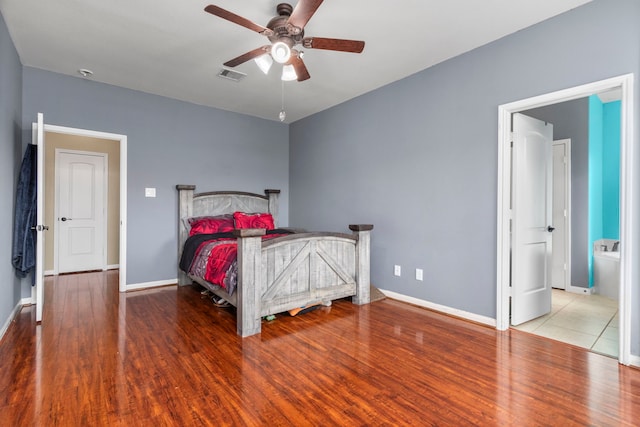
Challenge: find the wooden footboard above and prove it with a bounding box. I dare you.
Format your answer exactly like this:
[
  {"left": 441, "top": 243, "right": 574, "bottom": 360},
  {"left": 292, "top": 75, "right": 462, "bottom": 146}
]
[
  {"left": 234, "top": 226, "right": 372, "bottom": 336},
  {"left": 177, "top": 185, "right": 372, "bottom": 337}
]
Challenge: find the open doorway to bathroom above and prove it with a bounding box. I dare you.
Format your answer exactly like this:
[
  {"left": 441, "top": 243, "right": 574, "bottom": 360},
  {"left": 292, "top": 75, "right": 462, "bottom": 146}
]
[
  {"left": 510, "top": 95, "right": 621, "bottom": 358},
  {"left": 496, "top": 74, "right": 633, "bottom": 365}
]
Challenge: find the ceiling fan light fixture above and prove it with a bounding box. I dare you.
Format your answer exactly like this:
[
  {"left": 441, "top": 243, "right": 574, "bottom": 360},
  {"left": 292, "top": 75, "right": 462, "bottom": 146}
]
[
  {"left": 254, "top": 54, "right": 273, "bottom": 74},
  {"left": 271, "top": 41, "right": 291, "bottom": 64},
  {"left": 281, "top": 64, "right": 297, "bottom": 81}
]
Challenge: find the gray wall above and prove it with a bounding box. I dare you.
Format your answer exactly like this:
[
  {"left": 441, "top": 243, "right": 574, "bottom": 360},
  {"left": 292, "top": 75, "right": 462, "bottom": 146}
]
[
  {"left": 524, "top": 99, "right": 590, "bottom": 288},
  {"left": 0, "top": 12, "right": 23, "bottom": 329},
  {"left": 289, "top": 0, "right": 640, "bottom": 354},
  {"left": 22, "top": 68, "right": 289, "bottom": 287}
]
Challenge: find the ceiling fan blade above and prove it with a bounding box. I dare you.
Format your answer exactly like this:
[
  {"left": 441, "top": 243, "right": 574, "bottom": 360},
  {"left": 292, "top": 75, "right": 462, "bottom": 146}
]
[
  {"left": 289, "top": 52, "right": 310, "bottom": 82},
  {"left": 204, "top": 5, "right": 273, "bottom": 36},
  {"left": 302, "top": 37, "right": 365, "bottom": 53},
  {"left": 223, "top": 46, "right": 271, "bottom": 67},
  {"left": 288, "top": 0, "right": 324, "bottom": 32}
]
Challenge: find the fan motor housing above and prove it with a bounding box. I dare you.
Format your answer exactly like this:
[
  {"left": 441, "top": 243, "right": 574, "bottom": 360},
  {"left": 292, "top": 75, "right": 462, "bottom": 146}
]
[{"left": 267, "top": 3, "right": 303, "bottom": 46}]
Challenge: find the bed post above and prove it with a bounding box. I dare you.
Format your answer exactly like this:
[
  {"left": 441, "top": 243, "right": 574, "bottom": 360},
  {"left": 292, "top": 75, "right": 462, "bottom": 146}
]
[
  {"left": 176, "top": 185, "right": 196, "bottom": 286},
  {"left": 234, "top": 228, "right": 267, "bottom": 337},
  {"left": 349, "top": 224, "right": 374, "bottom": 305},
  {"left": 265, "top": 189, "right": 280, "bottom": 227}
]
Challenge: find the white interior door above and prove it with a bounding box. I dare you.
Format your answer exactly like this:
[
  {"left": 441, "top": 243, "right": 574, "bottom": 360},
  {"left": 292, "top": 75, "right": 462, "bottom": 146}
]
[
  {"left": 551, "top": 139, "right": 570, "bottom": 289},
  {"left": 511, "top": 113, "right": 553, "bottom": 325},
  {"left": 57, "top": 151, "right": 106, "bottom": 273},
  {"left": 35, "top": 113, "right": 46, "bottom": 323}
]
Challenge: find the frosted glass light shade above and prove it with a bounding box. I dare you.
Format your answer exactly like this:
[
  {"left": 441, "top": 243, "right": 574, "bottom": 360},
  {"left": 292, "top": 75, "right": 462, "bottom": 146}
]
[
  {"left": 281, "top": 64, "right": 297, "bottom": 81},
  {"left": 254, "top": 54, "right": 273, "bottom": 74}
]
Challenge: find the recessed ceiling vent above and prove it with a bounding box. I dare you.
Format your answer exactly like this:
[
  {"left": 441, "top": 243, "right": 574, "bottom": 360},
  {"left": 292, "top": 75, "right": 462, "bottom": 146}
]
[{"left": 217, "top": 68, "right": 246, "bottom": 82}]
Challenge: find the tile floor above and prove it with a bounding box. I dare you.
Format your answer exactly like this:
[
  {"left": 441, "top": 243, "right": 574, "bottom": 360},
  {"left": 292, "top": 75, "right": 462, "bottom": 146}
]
[{"left": 513, "top": 289, "right": 619, "bottom": 358}]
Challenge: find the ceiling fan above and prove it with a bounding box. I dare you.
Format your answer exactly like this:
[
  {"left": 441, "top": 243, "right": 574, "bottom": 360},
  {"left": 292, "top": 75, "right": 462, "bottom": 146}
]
[{"left": 204, "top": 1, "right": 365, "bottom": 82}]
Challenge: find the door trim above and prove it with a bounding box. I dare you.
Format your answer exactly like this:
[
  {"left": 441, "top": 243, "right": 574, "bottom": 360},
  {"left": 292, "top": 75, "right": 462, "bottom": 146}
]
[
  {"left": 53, "top": 149, "right": 108, "bottom": 274},
  {"left": 496, "top": 73, "right": 634, "bottom": 366},
  {"left": 552, "top": 139, "right": 572, "bottom": 292},
  {"left": 34, "top": 123, "right": 128, "bottom": 293}
]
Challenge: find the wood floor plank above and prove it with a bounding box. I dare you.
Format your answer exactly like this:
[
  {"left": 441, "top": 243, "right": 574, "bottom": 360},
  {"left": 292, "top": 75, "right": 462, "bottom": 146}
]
[{"left": 1, "top": 271, "right": 639, "bottom": 426}]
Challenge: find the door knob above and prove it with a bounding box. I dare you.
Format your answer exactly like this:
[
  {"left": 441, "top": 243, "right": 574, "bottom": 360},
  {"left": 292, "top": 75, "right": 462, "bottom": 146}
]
[
  {"left": 547, "top": 225, "right": 555, "bottom": 232},
  {"left": 60, "top": 217, "right": 72, "bottom": 222}
]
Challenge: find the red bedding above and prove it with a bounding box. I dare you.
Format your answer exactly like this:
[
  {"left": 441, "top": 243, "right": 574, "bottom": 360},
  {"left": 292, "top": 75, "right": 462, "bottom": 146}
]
[
  {"left": 183, "top": 231, "right": 292, "bottom": 296},
  {"left": 202, "top": 242, "right": 237, "bottom": 286}
]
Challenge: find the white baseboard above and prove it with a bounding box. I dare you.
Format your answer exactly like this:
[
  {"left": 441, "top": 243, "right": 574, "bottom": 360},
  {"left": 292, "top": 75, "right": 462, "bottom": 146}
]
[
  {"left": 126, "top": 278, "right": 177, "bottom": 291},
  {"left": 45, "top": 269, "right": 55, "bottom": 276},
  {"left": 0, "top": 300, "right": 25, "bottom": 342},
  {"left": 379, "top": 289, "right": 497, "bottom": 327},
  {"left": 106, "top": 264, "right": 119, "bottom": 270}
]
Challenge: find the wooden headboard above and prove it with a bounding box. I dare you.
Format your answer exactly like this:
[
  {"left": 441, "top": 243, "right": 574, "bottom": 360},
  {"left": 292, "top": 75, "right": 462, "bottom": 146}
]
[{"left": 176, "top": 185, "right": 280, "bottom": 285}]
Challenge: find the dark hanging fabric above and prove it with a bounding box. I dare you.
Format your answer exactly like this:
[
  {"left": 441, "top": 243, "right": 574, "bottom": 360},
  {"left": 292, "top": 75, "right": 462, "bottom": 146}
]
[{"left": 12, "top": 144, "right": 37, "bottom": 280}]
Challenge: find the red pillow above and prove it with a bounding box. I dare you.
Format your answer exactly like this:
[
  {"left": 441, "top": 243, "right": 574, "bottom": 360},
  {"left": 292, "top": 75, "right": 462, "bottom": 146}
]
[
  {"left": 233, "top": 212, "right": 275, "bottom": 230},
  {"left": 188, "top": 215, "right": 235, "bottom": 236}
]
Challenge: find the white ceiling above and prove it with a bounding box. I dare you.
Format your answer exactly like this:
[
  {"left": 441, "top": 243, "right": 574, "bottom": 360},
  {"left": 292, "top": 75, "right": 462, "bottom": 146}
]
[{"left": 0, "top": 0, "right": 592, "bottom": 123}]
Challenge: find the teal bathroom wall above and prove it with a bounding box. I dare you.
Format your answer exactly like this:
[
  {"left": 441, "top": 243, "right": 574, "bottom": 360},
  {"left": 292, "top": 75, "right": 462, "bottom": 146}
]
[{"left": 588, "top": 95, "right": 621, "bottom": 286}]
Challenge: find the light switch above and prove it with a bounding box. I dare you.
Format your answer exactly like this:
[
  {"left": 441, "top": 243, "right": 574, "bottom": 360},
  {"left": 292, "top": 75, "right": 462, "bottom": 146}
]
[
  {"left": 145, "top": 187, "right": 156, "bottom": 198},
  {"left": 394, "top": 265, "right": 401, "bottom": 277}
]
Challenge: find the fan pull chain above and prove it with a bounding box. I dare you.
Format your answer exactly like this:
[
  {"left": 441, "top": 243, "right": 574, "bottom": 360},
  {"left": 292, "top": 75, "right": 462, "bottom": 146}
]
[{"left": 279, "top": 80, "right": 286, "bottom": 122}]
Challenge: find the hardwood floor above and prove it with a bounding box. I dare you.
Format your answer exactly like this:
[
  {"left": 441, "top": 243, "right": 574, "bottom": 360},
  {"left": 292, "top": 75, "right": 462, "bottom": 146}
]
[{"left": 1, "top": 271, "right": 639, "bottom": 426}]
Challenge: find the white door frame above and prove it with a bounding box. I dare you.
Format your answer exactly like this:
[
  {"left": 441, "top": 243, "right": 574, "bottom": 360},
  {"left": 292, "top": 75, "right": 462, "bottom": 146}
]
[
  {"left": 54, "top": 149, "right": 109, "bottom": 274},
  {"left": 497, "top": 73, "right": 634, "bottom": 366},
  {"left": 552, "top": 139, "right": 572, "bottom": 292},
  {"left": 32, "top": 123, "right": 128, "bottom": 293}
]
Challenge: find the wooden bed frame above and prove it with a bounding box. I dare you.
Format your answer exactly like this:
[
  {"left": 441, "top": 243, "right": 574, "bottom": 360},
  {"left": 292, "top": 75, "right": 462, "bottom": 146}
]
[{"left": 177, "top": 185, "right": 372, "bottom": 337}]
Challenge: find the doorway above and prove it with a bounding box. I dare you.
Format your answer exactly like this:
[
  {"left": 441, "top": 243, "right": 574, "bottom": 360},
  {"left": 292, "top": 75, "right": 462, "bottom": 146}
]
[
  {"left": 44, "top": 133, "right": 120, "bottom": 275},
  {"left": 510, "top": 115, "right": 619, "bottom": 357},
  {"left": 496, "top": 74, "right": 634, "bottom": 365},
  {"left": 515, "top": 101, "right": 620, "bottom": 358},
  {"left": 33, "top": 121, "right": 128, "bottom": 293}
]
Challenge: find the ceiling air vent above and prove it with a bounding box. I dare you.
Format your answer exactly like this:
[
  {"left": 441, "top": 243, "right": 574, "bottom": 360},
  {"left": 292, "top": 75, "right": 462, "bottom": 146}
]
[{"left": 217, "top": 68, "right": 246, "bottom": 82}]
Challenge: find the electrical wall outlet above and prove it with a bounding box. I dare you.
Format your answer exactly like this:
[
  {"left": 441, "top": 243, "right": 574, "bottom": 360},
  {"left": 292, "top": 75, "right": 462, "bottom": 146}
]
[
  {"left": 416, "top": 268, "right": 423, "bottom": 281},
  {"left": 394, "top": 265, "right": 401, "bottom": 277}
]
